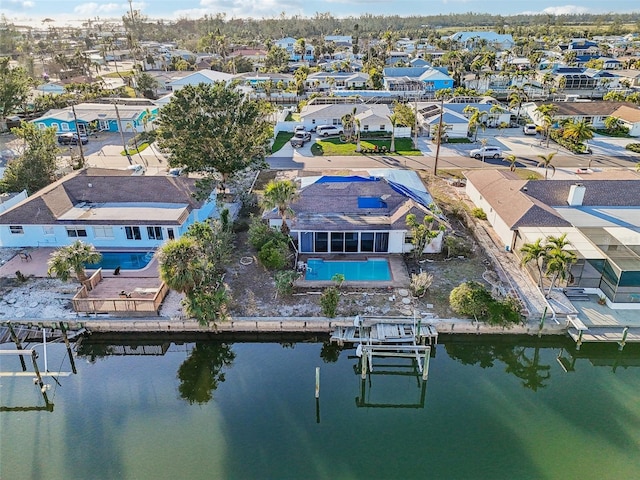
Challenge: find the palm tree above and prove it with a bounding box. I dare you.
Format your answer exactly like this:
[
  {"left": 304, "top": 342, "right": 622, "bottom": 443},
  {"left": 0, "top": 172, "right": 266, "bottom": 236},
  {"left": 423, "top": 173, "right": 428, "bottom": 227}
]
[
  {"left": 354, "top": 117, "right": 362, "bottom": 153},
  {"left": 545, "top": 247, "right": 577, "bottom": 297},
  {"left": 519, "top": 238, "right": 550, "bottom": 288},
  {"left": 504, "top": 154, "right": 518, "bottom": 172},
  {"left": 388, "top": 113, "right": 398, "bottom": 153},
  {"left": 508, "top": 85, "right": 528, "bottom": 126},
  {"left": 158, "top": 236, "right": 203, "bottom": 295},
  {"left": 262, "top": 179, "right": 298, "bottom": 235},
  {"left": 562, "top": 119, "right": 594, "bottom": 151},
  {"left": 47, "top": 240, "right": 102, "bottom": 283},
  {"left": 536, "top": 152, "right": 556, "bottom": 180},
  {"left": 636, "top": 162, "right": 640, "bottom": 172}
]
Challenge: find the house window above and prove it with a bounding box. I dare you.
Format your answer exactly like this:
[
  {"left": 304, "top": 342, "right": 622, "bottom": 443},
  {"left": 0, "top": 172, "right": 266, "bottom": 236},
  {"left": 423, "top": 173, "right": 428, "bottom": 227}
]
[
  {"left": 60, "top": 124, "right": 70, "bottom": 131},
  {"left": 374, "top": 232, "right": 389, "bottom": 253},
  {"left": 312, "top": 119, "right": 316, "bottom": 125},
  {"left": 125, "top": 226, "right": 142, "bottom": 240},
  {"left": 10, "top": 226, "right": 24, "bottom": 234},
  {"left": 93, "top": 226, "right": 114, "bottom": 238},
  {"left": 147, "top": 226, "right": 163, "bottom": 240},
  {"left": 167, "top": 228, "right": 175, "bottom": 240},
  {"left": 380, "top": 125, "right": 385, "bottom": 131},
  {"left": 331, "top": 232, "right": 344, "bottom": 252},
  {"left": 363, "top": 125, "right": 369, "bottom": 131},
  {"left": 361, "top": 232, "right": 374, "bottom": 252},
  {"left": 314, "top": 232, "right": 328, "bottom": 252},
  {"left": 99, "top": 120, "right": 109, "bottom": 131},
  {"left": 332, "top": 118, "right": 340, "bottom": 125},
  {"left": 345, "top": 232, "right": 358, "bottom": 252},
  {"left": 43, "top": 226, "right": 54, "bottom": 236},
  {"left": 66, "top": 227, "right": 87, "bottom": 237}
]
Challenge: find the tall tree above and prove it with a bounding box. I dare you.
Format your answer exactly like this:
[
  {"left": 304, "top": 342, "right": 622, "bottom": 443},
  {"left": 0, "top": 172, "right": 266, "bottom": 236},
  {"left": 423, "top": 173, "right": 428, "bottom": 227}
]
[
  {"left": 0, "top": 123, "right": 60, "bottom": 195},
  {"left": 562, "top": 119, "right": 594, "bottom": 150},
  {"left": 47, "top": 240, "right": 102, "bottom": 283},
  {"left": 0, "top": 57, "right": 31, "bottom": 130},
  {"left": 520, "top": 238, "right": 550, "bottom": 288},
  {"left": 536, "top": 152, "right": 556, "bottom": 180},
  {"left": 156, "top": 82, "right": 271, "bottom": 199},
  {"left": 262, "top": 179, "right": 298, "bottom": 235}
]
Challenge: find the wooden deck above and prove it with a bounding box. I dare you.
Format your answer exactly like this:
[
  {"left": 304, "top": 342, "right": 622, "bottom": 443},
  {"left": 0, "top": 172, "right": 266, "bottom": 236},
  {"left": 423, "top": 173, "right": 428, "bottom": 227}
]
[
  {"left": 567, "top": 326, "right": 640, "bottom": 350},
  {"left": 331, "top": 316, "right": 438, "bottom": 346},
  {"left": 72, "top": 274, "right": 168, "bottom": 315}
]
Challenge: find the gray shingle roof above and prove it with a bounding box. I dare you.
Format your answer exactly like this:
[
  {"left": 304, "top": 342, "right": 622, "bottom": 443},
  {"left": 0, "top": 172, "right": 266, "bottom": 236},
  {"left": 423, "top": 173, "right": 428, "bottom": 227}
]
[
  {"left": 0, "top": 168, "right": 204, "bottom": 226},
  {"left": 522, "top": 180, "right": 640, "bottom": 207}
]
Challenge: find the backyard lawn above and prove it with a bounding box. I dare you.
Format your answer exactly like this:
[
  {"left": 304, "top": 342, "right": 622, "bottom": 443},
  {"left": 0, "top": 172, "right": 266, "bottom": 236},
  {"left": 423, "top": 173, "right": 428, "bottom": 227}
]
[{"left": 311, "top": 137, "right": 421, "bottom": 156}]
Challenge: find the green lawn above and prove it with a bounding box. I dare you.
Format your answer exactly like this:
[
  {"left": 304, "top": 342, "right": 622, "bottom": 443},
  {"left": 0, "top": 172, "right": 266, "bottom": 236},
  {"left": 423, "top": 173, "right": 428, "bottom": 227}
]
[
  {"left": 272, "top": 132, "right": 294, "bottom": 153},
  {"left": 120, "top": 142, "right": 150, "bottom": 155},
  {"left": 311, "top": 137, "right": 421, "bottom": 156}
]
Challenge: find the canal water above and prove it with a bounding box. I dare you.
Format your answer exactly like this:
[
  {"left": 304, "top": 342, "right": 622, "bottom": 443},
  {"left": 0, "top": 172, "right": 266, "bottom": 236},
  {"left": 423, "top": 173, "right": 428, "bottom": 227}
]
[{"left": 1, "top": 335, "right": 639, "bottom": 480}]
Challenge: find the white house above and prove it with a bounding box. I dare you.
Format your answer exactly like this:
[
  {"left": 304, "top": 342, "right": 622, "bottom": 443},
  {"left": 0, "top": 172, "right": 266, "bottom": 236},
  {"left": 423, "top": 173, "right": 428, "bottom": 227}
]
[
  {"left": 300, "top": 103, "right": 393, "bottom": 132},
  {"left": 264, "top": 169, "right": 444, "bottom": 255},
  {"left": 167, "top": 70, "right": 235, "bottom": 91},
  {"left": 0, "top": 168, "right": 217, "bottom": 248}
]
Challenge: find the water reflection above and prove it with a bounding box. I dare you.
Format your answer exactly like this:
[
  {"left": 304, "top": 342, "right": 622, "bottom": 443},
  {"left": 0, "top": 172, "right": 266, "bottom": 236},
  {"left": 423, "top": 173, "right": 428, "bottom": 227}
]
[
  {"left": 445, "top": 340, "right": 551, "bottom": 391},
  {"left": 177, "top": 342, "right": 235, "bottom": 404}
]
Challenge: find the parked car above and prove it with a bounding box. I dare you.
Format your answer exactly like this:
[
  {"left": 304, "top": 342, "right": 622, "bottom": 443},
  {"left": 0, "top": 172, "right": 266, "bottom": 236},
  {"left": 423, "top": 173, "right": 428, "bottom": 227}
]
[
  {"left": 58, "top": 132, "right": 89, "bottom": 145},
  {"left": 294, "top": 125, "right": 307, "bottom": 133},
  {"left": 523, "top": 124, "right": 537, "bottom": 135},
  {"left": 290, "top": 131, "right": 311, "bottom": 147},
  {"left": 469, "top": 146, "right": 502, "bottom": 159},
  {"left": 316, "top": 125, "right": 344, "bottom": 137}
]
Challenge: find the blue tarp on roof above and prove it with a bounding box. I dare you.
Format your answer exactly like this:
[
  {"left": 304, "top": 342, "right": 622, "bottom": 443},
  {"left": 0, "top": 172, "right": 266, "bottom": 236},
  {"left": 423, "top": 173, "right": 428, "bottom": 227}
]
[
  {"left": 387, "top": 180, "right": 433, "bottom": 209},
  {"left": 315, "top": 175, "right": 379, "bottom": 183}
]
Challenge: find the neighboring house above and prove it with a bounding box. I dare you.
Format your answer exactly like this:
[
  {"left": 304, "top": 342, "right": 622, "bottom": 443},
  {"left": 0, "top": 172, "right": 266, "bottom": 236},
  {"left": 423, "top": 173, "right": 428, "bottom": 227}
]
[
  {"left": 324, "top": 35, "right": 352, "bottom": 47},
  {"left": 416, "top": 103, "right": 469, "bottom": 139},
  {"left": 450, "top": 31, "right": 515, "bottom": 50},
  {"left": 263, "top": 169, "right": 444, "bottom": 255},
  {"left": 386, "top": 51, "right": 410, "bottom": 65},
  {"left": 166, "top": 69, "right": 234, "bottom": 91},
  {"left": 299, "top": 103, "right": 393, "bottom": 132},
  {"left": 445, "top": 103, "right": 511, "bottom": 128},
  {"left": 0, "top": 191, "right": 28, "bottom": 213},
  {"left": 0, "top": 168, "right": 217, "bottom": 248},
  {"left": 32, "top": 103, "right": 158, "bottom": 134},
  {"left": 522, "top": 100, "right": 636, "bottom": 130},
  {"left": 464, "top": 169, "right": 640, "bottom": 306},
  {"left": 237, "top": 72, "right": 295, "bottom": 90},
  {"left": 306, "top": 71, "right": 369, "bottom": 91},
  {"left": 383, "top": 66, "right": 454, "bottom": 93},
  {"left": 609, "top": 105, "right": 640, "bottom": 137}
]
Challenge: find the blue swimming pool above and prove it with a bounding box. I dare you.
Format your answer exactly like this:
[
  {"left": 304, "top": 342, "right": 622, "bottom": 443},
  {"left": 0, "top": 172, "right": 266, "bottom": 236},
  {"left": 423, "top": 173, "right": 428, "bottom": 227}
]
[
  {"left": 86, "top": 251, "right": 155, "bottom": 270},
  {"left": 305, "top": 258, "right": 391, "bottom": 281}
]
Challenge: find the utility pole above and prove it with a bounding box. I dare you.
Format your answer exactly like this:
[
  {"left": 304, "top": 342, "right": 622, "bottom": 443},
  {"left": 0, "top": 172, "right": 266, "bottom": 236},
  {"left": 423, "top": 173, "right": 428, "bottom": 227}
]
[
  {"left": 70, "top": 104, "right": 86, "bottom": 168},
  {"left": 433, "top": 97, "right": 445, "bottom": 176},
  {"left": 113, "top": 101, "right": 133, "bottom": 164}
]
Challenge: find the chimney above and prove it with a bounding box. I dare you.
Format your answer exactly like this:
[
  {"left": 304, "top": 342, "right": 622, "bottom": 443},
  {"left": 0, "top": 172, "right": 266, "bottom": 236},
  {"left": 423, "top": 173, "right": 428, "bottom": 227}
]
[{"left": 568, "top": 183, "right": 586, "bottom": 206}]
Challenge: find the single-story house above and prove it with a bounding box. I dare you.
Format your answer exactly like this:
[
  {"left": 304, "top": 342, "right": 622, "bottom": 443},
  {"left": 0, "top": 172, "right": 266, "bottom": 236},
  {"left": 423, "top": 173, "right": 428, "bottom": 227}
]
[
  {"left": 167, "top": 69, "right": 234, "bottom": 91},
  {"left": 464, "top": 169, "right": 640, "bottom": 306},
  {"left": 445, "top": 103, "right": 511, "bottom": 129},
  {"left": 609, "top": 105, "right": 640, "bottom": 137},
  {"left": 416, "top": 103, "right": 469, "bottom": 139},
  {"left": 299, "top": 103, "right": 393, "bottom": 132},
  {"left": 0, "top": 168, "right": 216, "bottom": 249},
  {"left": 522, "top": 100, "right": 637, "bottom": 130},
  {"left": 32, "top": 102, "right": 158, "bottom": 134},
  {"left": 264, "top": 169, "right": 444, "bottom": 255}
]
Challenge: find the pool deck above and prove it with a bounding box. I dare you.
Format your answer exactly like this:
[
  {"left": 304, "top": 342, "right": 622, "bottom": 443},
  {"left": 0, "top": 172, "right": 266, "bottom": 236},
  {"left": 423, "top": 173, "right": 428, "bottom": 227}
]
[{"left": 295, "top": 254, "right": 410, "bottom": 288}]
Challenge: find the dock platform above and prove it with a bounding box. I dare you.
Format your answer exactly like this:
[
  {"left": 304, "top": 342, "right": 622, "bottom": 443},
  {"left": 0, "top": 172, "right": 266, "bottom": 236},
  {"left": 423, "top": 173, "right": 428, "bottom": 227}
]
[{"left": 330, "top": 316, "right": 438, "bottom": 346}]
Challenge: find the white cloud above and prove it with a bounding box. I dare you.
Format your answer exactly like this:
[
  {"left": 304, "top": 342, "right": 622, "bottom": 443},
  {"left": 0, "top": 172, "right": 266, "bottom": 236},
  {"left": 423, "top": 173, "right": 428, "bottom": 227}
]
[
  {"left": 3, "top": 0, "right": 35, "bottom": 7},
  {"left": 73, "top": 3, "right": 125, "bottom": 16},
  {"left": 170, "top": 0, "right": 302, "bottom": 19},
  {"left": 520, "top": 5, "right": 593, "bottom": 15}
]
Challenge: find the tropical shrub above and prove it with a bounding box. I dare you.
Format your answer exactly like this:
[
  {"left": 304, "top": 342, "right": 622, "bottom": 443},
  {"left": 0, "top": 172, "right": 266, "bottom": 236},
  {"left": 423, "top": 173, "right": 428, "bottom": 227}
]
[
  {"left": 257, "top": 238, "right": 289, "bottom": 270},
  {"left": 410, "top": 272, "right": 434, "bottom": 298},
  {"left": 274, "top": 270, "right": 300, "bottom": 296},
  {"left": 320, "top": 286, "right": 340, "bottom": 317},
  {"left": 626, "top": 143, "right": 640, "bottom": 153},
  {"left": 449, "top": 281, "right": 493, "bottom": 319},
  {"left": 472, "top": 207, "right": 487, "bottom": 220}
]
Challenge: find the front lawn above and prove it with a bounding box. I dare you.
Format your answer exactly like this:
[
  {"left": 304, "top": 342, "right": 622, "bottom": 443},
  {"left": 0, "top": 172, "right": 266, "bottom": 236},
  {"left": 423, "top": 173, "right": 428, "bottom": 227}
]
[
  {"left": 311, "top": 137, "right": 421, "bottom": 156},
  {"left": 120, "top": 142, "right": 150, "bottom": 155},
  {"left": 272, "top": 132, "right": 294, "bottom": 153}
]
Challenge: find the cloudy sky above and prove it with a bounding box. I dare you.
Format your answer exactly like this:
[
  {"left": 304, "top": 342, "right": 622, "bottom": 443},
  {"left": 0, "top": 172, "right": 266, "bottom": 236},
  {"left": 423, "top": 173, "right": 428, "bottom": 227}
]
[{"left": 1, "top": 1, "right": 638, "bottom": 25}]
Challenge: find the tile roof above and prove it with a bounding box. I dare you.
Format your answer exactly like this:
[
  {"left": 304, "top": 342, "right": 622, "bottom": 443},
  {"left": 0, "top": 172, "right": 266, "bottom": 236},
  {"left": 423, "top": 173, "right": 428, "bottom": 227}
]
[
  {"left": 0, "top": 168, "right": 204, "bottom": 226},
  {"left": 550, "top": 101, "right": 634, "bottom": 117},
  {"left": 610, "top": 105, "right": 640, "bottom": 123}
]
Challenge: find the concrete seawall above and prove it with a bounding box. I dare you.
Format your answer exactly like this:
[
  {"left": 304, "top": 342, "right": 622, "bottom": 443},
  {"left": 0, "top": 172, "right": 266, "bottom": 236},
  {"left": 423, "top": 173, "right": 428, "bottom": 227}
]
[{"left": 10, "top": 316, "right": 568, "bottom": 337}]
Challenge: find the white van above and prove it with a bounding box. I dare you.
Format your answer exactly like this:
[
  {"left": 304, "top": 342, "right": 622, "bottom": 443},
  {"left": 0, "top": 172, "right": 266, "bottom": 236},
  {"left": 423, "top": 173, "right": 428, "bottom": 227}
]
[{"left": 523, "top": 124, "right": 537, "bottom": 135}]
